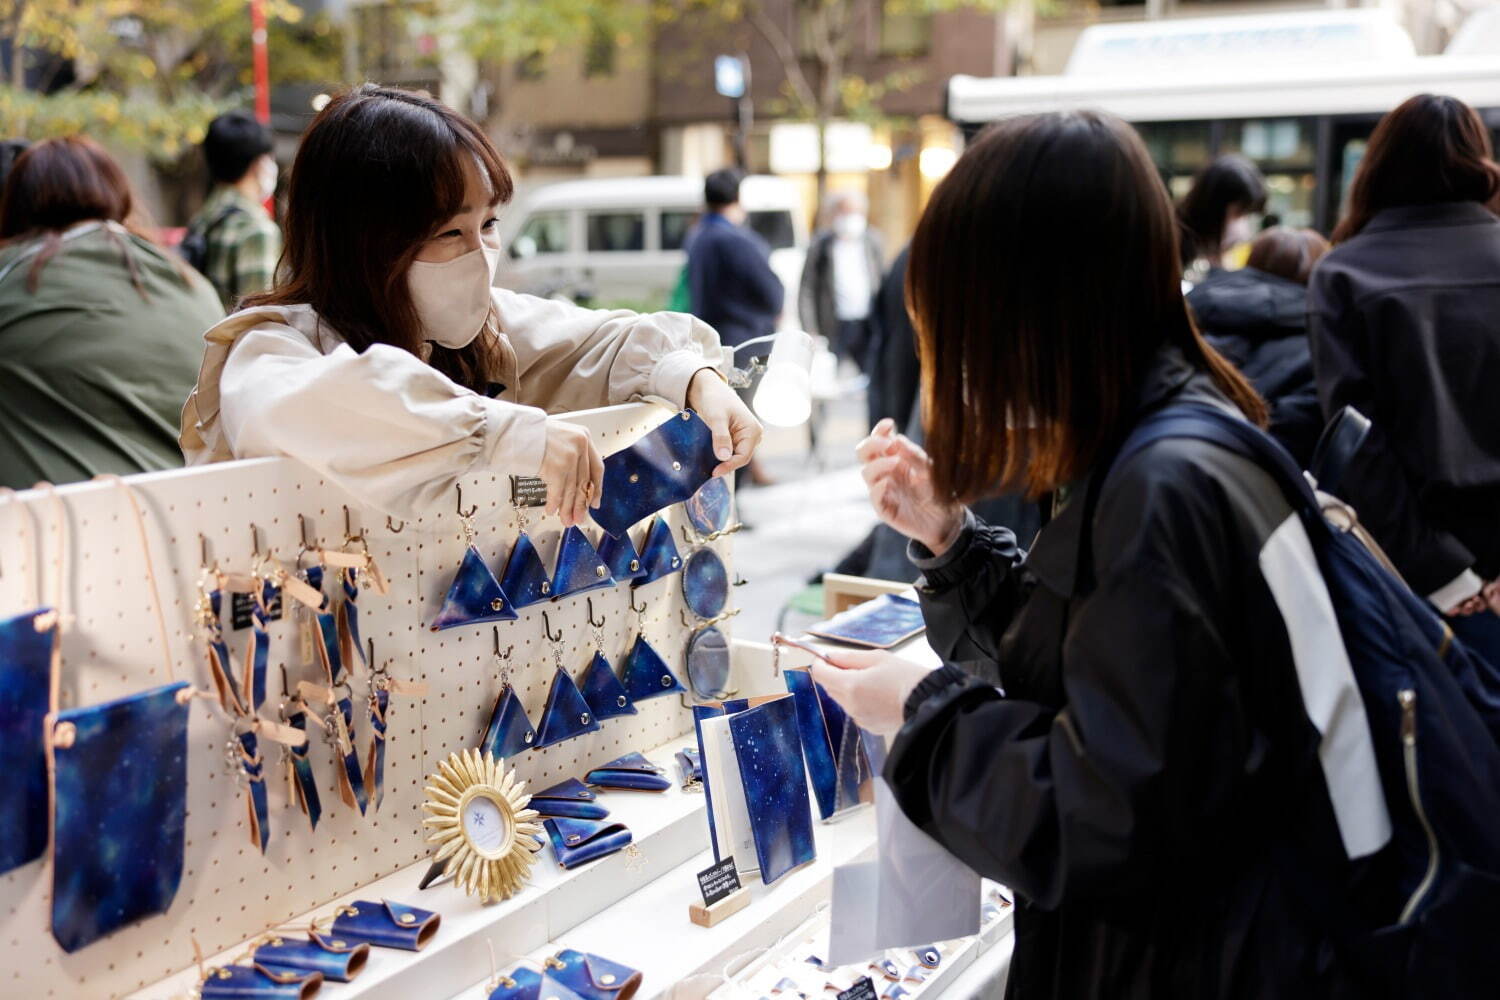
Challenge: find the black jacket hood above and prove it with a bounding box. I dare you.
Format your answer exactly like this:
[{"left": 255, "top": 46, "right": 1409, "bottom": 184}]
[{"left": 1188, "top": 267, "right": 1308, "bottom": 341}]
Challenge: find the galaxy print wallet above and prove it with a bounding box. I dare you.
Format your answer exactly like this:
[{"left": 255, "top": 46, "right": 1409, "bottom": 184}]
[
  {"left": 0, "top": 607, "right": 57, "bottom": 875},
  {"left": 49, "top": 680, "right": 191, "bottom": 952},
  {"left": 806, "top": 593, "right": 926, "bottom": 649},
  {"left": 592, "top": 410, "right": 718, "bottom": 537},
  {"left": 784, "top": 667, "right": 873, "bottom": 821}
]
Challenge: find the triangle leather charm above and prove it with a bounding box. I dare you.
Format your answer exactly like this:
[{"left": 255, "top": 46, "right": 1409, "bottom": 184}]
[
  {"left": 430, "top": 545, "right": 518, "bottom": 631},
  {"left": 598, "top": 529, "right": 647, "bottom": 583},
  {"left": 578, "top": 650, "right": 636, "bottom": 721},
  {"left": 480, "top": 683, "right": 537, "bottom": 759},
  {"left": 500, "top": 531, "right": 553, "bottom": 608},
  {"left": 535, "top": 667, "right": 603, "bottom": 748},
  {"left": 635, "top": 517, "right": 682, "bottom": 587},
  {"left": 551, "top": 526, "right": 615, "bottom": 599},
  {"left": 621, "top": 634, "right": 687, "bottom": 701}
]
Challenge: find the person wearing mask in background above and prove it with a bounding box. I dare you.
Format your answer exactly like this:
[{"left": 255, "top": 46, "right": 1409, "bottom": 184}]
[
  {"left": 0, "top": 137, "right": 222, "bottom": 489},
  {"left": 182, "top": 86, "right": 760, "bottom": 522},
  {"left": 1177, "top": 153, "right": 1266, "bottom": 283},
  {"left": 1187, "top": 226, "right": 1329, "bottom": 467},
  {"left": 807, "top": 110, "right": 1398, "bottom": 998},
  {"left": 798, "top": 190, "right": 883, "bottom": 368},
  {"left": 1309, "top": 93, "right": 1500, "bottom": 662},
  {"left": 185, "top": 110, "right": 282, "bottom": 310}
]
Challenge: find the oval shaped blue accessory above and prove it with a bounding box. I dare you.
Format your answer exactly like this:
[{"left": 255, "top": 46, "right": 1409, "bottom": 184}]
[{"left": 682, "top": 548, "right": 729, "bottom": 619}]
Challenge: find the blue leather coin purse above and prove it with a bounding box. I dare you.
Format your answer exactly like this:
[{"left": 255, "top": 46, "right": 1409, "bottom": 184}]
[
  {"left": 594, "top": 410, "right": 718, "bottom": 537},
  {"left": 579, "top": 651, "right": 636, "bottom": 722},
  {"left": 544, "top": 816, "right": 633, "bottom": 869},
  {"left": 551, "top": 527, "right": 614, "bottom": 600},
  {"left": 0, "top": 606, "right": 56, "bottom": 875},
  {"left": 535, "top": 667, "right": 602, "bottom": 749},
  {"left": 486, "top": 967, "right": 544, "bottom": 1000},
  {"left": 254, "top": 933, "right": 369, "bottom": 983},
  {"left": 586, "top": 751, "right": 670, "bottom": 792},
  {"left": 199, "top": 963, "right": 323, "bottom": 999},
  {"left": 543, "top": 948, "right": 643, "bottom": 1000},
  {"left": 529, "top": 777, "right": 609, "bottom": 820},
  {"left": 620, "top": 634, "right": 686, "bottom": 701},
  {"left": 634, "top": 518, "right": 682, "bottom": 587},
  {"left": 328, "top": 899, "right": 440, "bottom": 951}
]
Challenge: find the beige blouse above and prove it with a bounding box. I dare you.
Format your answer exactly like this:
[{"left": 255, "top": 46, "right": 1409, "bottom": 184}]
[{"left": 180, "top": 288, "right": 725, "bottom": 517}]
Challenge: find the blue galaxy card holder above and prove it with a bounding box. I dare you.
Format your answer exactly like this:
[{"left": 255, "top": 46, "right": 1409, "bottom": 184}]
[
  {"left": 586, "top": 751, "right": 670, "bottom": 792},
  {"left": 530, "top": 777, "right": 609, "bottom": 820},
  {"left": 50, "top": 681, "right": 190, "bottom": 953},
  {"left": 805, "top": 593, "right": 926, "bottom": 649},
  {"left": 254, "top": 932, "right": 369, "bottom": 983},
  {"left": 330, "top": 899, "right": 440, "bottom": 951},
  {"left": 0, "top": 607, "right": 56, "bottom": 874},
  {"left": 728, "top": 695, "right": 816, "bottom": 885},
  {"left": 199, "top": 963, "right": 323, "bottom": 999},
  {"left": 593, "top": 410, "right": 718, "bottom": 537},
  {"left": 545, "top": 816, "right": 633, "bottom": 869}
]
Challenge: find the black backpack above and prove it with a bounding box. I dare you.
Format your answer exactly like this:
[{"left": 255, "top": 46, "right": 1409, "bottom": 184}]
[{"left": 178, "top": 203, "right": 243, "bottom": 276}]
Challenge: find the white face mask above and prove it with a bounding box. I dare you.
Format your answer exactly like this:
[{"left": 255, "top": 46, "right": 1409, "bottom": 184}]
[
  {"left": 256, "top": 157, "right": 278, "bottom": 202},
  {"left": 833, "top": 213, "right": 867, "bottom": 239},
  {"left": 1222, "top": 215, "right": 1255, "bottom": 251},
  {"left": 407, "top": 243, "right": 501, "bottom": 349}
]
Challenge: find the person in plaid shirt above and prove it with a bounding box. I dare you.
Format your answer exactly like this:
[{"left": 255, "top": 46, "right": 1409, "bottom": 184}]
[{"left": 187, "top": 111, "right": 282, "bottom": 310}]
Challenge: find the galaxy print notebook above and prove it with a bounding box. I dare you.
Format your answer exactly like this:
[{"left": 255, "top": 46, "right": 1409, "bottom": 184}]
[
  {"left": 698, "top": 694, "right": 816, "bottom": 885},
  {"left": 806, "top": 593, "right": 925, "bottom": 649}
]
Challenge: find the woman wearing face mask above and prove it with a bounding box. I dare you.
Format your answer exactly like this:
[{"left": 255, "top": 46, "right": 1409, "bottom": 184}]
[
  {"left": 1176, "top": 154, "right": 1267, "bottom": 284},
  {"left": 181, "top": 85, "right": 760, "bottom": 520}
]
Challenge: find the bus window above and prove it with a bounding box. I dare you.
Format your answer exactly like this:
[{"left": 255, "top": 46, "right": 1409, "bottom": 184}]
[
  {"left": 1135, "top": 121, "right": 1212, "bottom": 195},
  {"left": 1223, "top": 118, "right": 1317, "bottom": 229}
]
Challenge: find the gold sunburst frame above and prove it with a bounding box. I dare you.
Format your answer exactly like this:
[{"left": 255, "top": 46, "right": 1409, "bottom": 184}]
[{"left": 421, "top": 748, "right": 542, "bottom": 903}]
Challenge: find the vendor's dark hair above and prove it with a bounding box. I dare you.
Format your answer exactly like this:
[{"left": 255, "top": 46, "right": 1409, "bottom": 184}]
[
  {"left": 1247, "top": 226, "right": 1329, "bottom": 286},
  {"left": 246, "top": 84, "right": 514, "bottom": 393},
  {"left": 705, "top": 168, "right": 743, "bottom": 208},
  {"left": 908, "top": 111, "right": 1265, "bottom": 502},
  {"left": 1332, "top": 93, "right": 1500, "bottom": 243},
  {"left": 204, "top": 110, "right": 274, "bottom": 185},
  {"left": 1176, "top": 154, "right": 1266, "bottom": 267},
  {"left": 0, "top": 136, "right": 172, "bottom": 297}
]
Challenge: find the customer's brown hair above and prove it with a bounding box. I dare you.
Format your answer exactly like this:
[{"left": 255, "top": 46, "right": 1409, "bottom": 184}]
[
  {"left": 1246, "top": 226, "right": 1330, "bottom": 286},
  {"left": 907, "top": 111, "right": 1265, "bottom": 502},
  {"left": 1333, "top": 93, "right": 1500, "bottom": 243}
]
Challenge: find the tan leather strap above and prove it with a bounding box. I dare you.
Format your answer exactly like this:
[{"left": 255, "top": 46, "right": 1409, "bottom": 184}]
[{"left": 93, "top": 475, "right": 176, "bottom": 684}]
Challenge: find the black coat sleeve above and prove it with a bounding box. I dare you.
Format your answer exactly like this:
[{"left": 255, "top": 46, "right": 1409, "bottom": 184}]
[
  {"left": 887, "top": 456, "right": 1252, "bottom": 910},
  {"left": 1307, "top": 265, "right": 1475, "bottom": 596},
  {"left": 911, "top": 510, "right": 1035, "bottom": 668}
]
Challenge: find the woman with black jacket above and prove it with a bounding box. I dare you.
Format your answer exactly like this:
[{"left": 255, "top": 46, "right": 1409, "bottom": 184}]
[
  {"left": 810, "top": 113, "right": 1396, "bottom": 998},
  {"left": 1308, "top": 93, "right": 1500, "bottom": 659}
]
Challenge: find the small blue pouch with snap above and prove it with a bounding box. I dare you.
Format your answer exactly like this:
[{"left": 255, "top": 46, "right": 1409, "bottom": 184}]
[
  {"left": 586, "top": 751, "right": 670, "bottom": 792},
  {"left": 594, "top": 409, "right": 717, "bottom": 537},
  {"left": 598, "top": 529, "right": 647, "bottom": 583},
  {"left": 254, "top": 933, "right": 369, "bottom": 983},
  {"left": 620, "top": 634, "right": 686, "bottom": 701},
  {"left": 199, "top": 963, "right": 322, "bottom": 999},
  {"left": 544, "top": 816, "right": 633, "bottom": 869},
  {"left": 530, "top": 777, "right": 609, "bottom": 820},
  {"left": 634, "top": 518, "right": 682, "bottom": 587},
  {"left": 543, "top": 948, "right": 643, "bottom": 1000},
  {"left": 487, "top": 967, "right": 545, "bottom": 1000},
  {"left": 535, "top": 667, "right": 602, "bottom": 749},
  {"left": 0, "top": 607, "right": 56, "bottom": 875},
  {"left": 579, "top": 651, "right": 636, "bottom": 722},
  {"left": 329, "top": 899, "right": 440, "bottom": 951}
]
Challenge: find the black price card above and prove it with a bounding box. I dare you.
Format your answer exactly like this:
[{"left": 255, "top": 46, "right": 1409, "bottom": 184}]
[
  {"left": 696, "top": 856, "right": 741, "bottom": 907},
  {"left": 837, "top": 977, "right": 878, "bottom": 1000},
  {"left": 510, "top": 475, "right": 548, "bottom": 508},
  {"left": 230, "top": 586, "right": 282, "bottom": 630}
]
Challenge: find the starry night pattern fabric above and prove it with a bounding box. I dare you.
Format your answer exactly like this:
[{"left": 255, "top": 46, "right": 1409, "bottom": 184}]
[
  {"left": 50, "top": 681, "right": 190, "bottom": 953},
  {"left": 727, "top": 695, "right": 816, "bottom": 885},
  {"left": 578, "top": 650, "right": 636, "bottom": 721},
  {"left": 550, "top": 526, "right": 614, "bottom": 599},
  {"left": 635, "top": 517, "right": 682, "bottom": 587},
  {"left": 593, "top": 409, "right": 718, "bottom": 537},
  {"left": 682, "top": 548, "right": 729, "bottom": 619},
  {"left": 499, "top": 532, "right": 552, "bottom": 608},
  {"left": 597, "top": 529, "right": 647, "bottom": 583},
  {"left": 535, "top": 667, "right": 602, "bottom": 748},
  {"left": 685, "top": 476, "right": 733, "bottom": 537},
  {"left": 0, "top": 607, "right": 55, "bottom": 874},
  {"left": 784, "top": 666, "right": 844, "bottom": 821},
  {"left": 685, "top": 625, "right": 731, "bottom": 699},
  {"left": 481, "top": 683, "right": 537, "bottom": 759},
  {"left": 430, "top": 545, "right": 518, "bottom": 631},
  {"left": 620, "top": 634, "right": 686, "bottom": 701}
]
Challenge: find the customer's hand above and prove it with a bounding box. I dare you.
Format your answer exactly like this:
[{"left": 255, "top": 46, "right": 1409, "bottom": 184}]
[
  {"left": 1484, "top": 580, "right": 1500, "bottom": 616},
  {"left": 688, "top": 369, "right": 763, "bottom": 478},
  {"left": 810, "top": 649, "right": 935, "bottom": 736},
  {"left": 539, "top": 416, "right": 603, "bottom": 527},
  {"left": 856, "top": 418, "right": 964, "bottom": 555}
]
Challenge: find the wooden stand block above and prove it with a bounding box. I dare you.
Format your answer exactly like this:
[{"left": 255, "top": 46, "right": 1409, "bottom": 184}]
[{"left": 689, "top": 885, "right": 751, "bottom": 927}]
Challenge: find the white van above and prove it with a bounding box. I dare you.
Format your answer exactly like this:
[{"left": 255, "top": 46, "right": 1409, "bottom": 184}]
[{"left": 496, "top": 175, "right": 807, "bottom": 314}]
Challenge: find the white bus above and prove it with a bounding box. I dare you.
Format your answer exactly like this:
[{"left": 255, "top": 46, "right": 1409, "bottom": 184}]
[{"left": 947, "top": 9, "right": 1500, "bottom": 233}]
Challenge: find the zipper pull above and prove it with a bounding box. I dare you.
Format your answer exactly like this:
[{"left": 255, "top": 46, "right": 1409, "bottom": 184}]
[{"left": 1398, "top": 688, "right": 1417, "bottom": 746}]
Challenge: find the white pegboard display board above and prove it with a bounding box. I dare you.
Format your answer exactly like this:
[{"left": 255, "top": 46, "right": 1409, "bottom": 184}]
[{"left": 0, "top": 400, "right": 735, "bottom": 1000}]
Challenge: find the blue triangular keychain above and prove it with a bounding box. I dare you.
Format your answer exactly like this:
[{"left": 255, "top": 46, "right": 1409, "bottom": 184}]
[
  {"left": 500, "top": 531, "right": 553, "bottom": 608},
  {"left": 480, "top": 684, "right": 537, "bottom": 758},
  {"left": 551, "top": 526, "right": 615, "bottom": 599},
  {"left": 635, "top": 517, "right": 682, "bottom": 587},
  {"left": 578, "top": 650, "right": 636, "bottom": 721},
  {"left": 598, "top": 529, "right": 647, "bottom": 583},
  {"left": 535, "top": 666, "right": 603, "bottom": 748},
  {"left": 430, "top": 545, "right": 518, "bottom": 631},
  {"left": 621, "top": 634, "right": 687, "bottom": 701}
]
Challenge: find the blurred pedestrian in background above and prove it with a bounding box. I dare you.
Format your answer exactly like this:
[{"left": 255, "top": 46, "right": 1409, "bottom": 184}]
[
  {"left": 1188, "top": 226, "right": 1328, "bottom": 466},
  {"left": 184, "top": 110, "right": 283, "bottom": 310},
  {"left": 0, "top": 137, "right": 222, "bottom": 489},
  {"left": 863, "top": 245, "right": 918, "bottom": 433},
  {"left": 1309, "top": 93, "right": 1500, "bottom": 660},
  {"left": 799, "top": 189, "right": 882, "bottom": 367},
  {"left": 1177, "top": 153, "right": 1266, "bottom": 282}
]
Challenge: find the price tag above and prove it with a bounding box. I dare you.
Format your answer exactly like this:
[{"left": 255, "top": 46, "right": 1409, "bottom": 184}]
[
  {"left": 696, "top": 856, "right": 741, "bottom": 908},
  {"left": 230, "top": 586, "right": 282, "bottom": 630},
  {"left": 510, "top": 475, "right": 548, "bottom": 509},
  {"left": 836, "top": 977, "right": 877, "bottom": 1000}
]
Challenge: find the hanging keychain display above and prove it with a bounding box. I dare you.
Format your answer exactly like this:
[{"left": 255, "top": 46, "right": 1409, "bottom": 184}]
[
  {"left": 550, "top": 526, "right": 615, "bottom": 600},
  {"left": 634, "top": 517, "right": 682, "bottom": 588},
  {"left": 364, "top": 639, "right": 427, "bottom": 813},
  {"left": 480, "top": 629, "right": 537, "bottom": 759},
  {"left": 577, "top": 598, "right": 635, "bottom": 723},
  {"left": 535, "top": 612, "right": 602, "bottom": 749},
  {"left": 278, "top": 667, "right": 324, "bottom": 832},
  {"left": 499, "top": 498, "right": 552, "bottom": 609},
  {"left": 619, "top": 591, "right": 687, "bottom": 701},
  {"left": 431, "top": 485, "right": 517, "bottom": 631}
]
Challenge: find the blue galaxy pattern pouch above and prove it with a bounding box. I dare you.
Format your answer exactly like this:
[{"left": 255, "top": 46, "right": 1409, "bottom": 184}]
[
  {"left": 0, "top": 607, "right": 56, "bottom": 874},
  {"left": 50, "top": 680, "right": 190, "bottom": 952},
  {"left": 593, "top": 410, "right": 718, "bottom": 537}
]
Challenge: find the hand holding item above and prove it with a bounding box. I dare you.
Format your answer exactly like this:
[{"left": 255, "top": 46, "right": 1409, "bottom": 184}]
[
  {"left": 687, "top": 368, "right": 763, "bottom": 478},
  {"left": 855, "top": 418, "right": 964, "bottom": 556},
  {"left": 810, "top": 648, "right": 934, "bottom": 737},
  {"left": 539, "top": 416, "right": 604, "bottom": 527}
]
